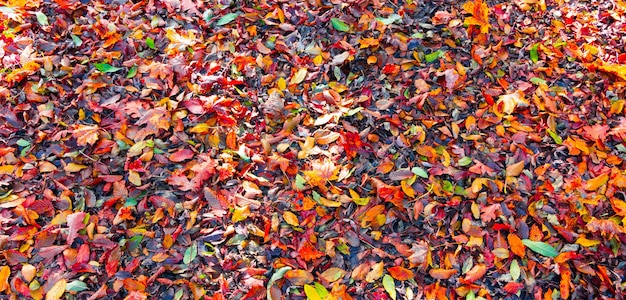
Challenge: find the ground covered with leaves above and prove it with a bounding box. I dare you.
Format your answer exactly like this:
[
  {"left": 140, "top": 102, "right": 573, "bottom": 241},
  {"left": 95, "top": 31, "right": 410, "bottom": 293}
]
[{"left": 2, "top": 0, "right": 626, "bottom": 299}]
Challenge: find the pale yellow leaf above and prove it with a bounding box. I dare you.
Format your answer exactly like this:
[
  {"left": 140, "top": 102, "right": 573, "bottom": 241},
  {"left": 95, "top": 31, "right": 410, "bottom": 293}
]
[
  {"left": 46, "top": 279, "right": 66, "bottom": 300},
  {"left": 64, "top": 163, "right": 87, "bottom": 173},
  {"left": 289, "top": 68, "right": 307, "bottom": 85}
]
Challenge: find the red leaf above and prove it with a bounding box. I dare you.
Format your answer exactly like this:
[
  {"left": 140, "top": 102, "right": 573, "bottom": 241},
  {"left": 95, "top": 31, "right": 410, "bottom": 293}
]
[
  {"left": 503, "top": 282, "right": 524, "bottom": 294},
  {"left": 67, "top": 212, "right": 86, "bottom": 245},
  {"left": 169, "top": 148, "right": 194, "bottom": 162}
]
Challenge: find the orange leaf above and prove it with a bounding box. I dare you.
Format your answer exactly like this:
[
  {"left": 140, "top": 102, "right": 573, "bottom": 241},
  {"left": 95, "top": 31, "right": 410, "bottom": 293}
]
[
  {"left": 388, "top": 266, "right": 414, "bottom": 281},
  {"left": 284, "top": 269, "right": 314, "bottom": 286},
  {"left": 429, "top": 268, "right": 457, "bottom": 280},
  {"left": 507, "top": 233, "right": 526, "bottom": 257},
  {"left": 0, "top": 266, "right": 9, "bottom": 293},
  {"left": 506, "top": 160, "right": 525, "bottom": 177},
  {"left": 584, "top": 173, "right": 609, "bottom": 191},
  {"left": 72, "top": 125, "right": 100, "bottom": 146},
  {"left": 560, "top": 264, "right": 572, "bottom": 299},
  {"left": 462, "top": 0, "right": 490, "bottom": 33},
  {"left": 299, "top": 242, "right": 325, "bottom": 261},
  {"left": 462, "top": 264, "right": 486, "bottom": 284}
]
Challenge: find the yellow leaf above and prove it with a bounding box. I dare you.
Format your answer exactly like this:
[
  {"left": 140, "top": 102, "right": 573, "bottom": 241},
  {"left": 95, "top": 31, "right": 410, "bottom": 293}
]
[
  {"left": 289, "top": 68, "right": 307, "bottom": 85},
  {"left": 128, "top": 170, "right": 142, "bottom": 186},
  {"left": 0, "top": 266, "right": 10, "bottom": 292},
  {"left": 189, "top": 123, "right": 211, "bottom": 134},
  {"left": 463, "top": 0, "right": 491, "bottom": 33},
  {"left": 576, "top": 236, "right": 601, "bottom": 247},
  {"left": 64, "top": 163, "right": 87, "bottom": 173},
  {"left": 595, "top": 63, "right": 626, "bottom": 81},
  {"left": 584, "top": 173, "right": 609, "bottom": 191},
  {"left": 401, "top": 180, "right": 415, "bottom": 198},
  {"left": 506, "top": 160, "right": 525, "bottom": 177},
  {"left": 283, "top": 211, "right": 300, "bottom": 227},
  {"left": 359, "top": 37, "right": 380, "bottom": 48},
  {"left": 313, "top": 55, "right": 324, "bottom": 66},
  {"left": 0, "top": 165, "right": 15, "bottom": 175},
  {"left": 232, "top": 205, "right": 250, "bottom": 223},
  {"left": 277, "top": 77, "right": 286, "bottom": 90},
  {"left": 46, "top": 279, "right": 66, "bottom": 300},
  {"left": 365, "top": 262, "right": 384, "bottom": 283}
]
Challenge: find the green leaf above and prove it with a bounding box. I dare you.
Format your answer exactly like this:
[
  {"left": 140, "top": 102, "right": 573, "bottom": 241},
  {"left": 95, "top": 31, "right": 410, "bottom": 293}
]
[
  {"left": 16, "top": 139, "right": 30, "bottom": 147},
  {"left": 546, "top": 129, "right": 562, "bottom": 145},
  {"left": 530, "top": 44, "right": 539, "bottom": 63},
  {"left": 146, "top": 37, "right": 156, "bottom": 50},
  {"left": 522, "top": 239, "right": 558, "bottom": 257},
  {"left": 382, "top": 274, "right": 396, "bottom": 300},
  {"left": 510, "top": 259, "right": 520, "bottom": 281},
  {"left": 331, "top": 18, "right": 350, "bottom": 32},
  {"left": 65, "top": 280, "right": 88, "bottom": 292},
  {"left": 183, "top": 243, "right": 198, "bottom": 264},
  {"left": 94, "top": 63, "right": 122, "bottom": 73},
  {"left": 70, "top": 34, "right": 83, "bottom": 47},
  {"left": 35, "top": 11, "right": 48, "bottom": 26},
  {"left": 304, "top": 284, "right": 322, "bottom": 300},
  {"left": 458, "top": 156, "right": 472, "bottom": 167},
  {"left": 314, "top": 282, "right": 329, "bottom": 298},
  {"left": 126, "top": 65, "right": 138, "bottom": 78},
  {"left": 295, "top": 174, "right": 306, "bottom": 190},
  {"left": 425, "top": 50, "right": 443, "bottom": 63},
  {"left": 411, "top": 167, "right": 428, "bottom": 178},
  {"left": 174, "top": 289, "right": 184, "bottom": 300},
  {"left": 530, "top": 77, "right": 547, "bottom": 86},
  {"left": 376, "top": 14, "right": 402, "bottom": 25},
  {"left": 216, "top": 12, "right": 239, "bottom": 26}
]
